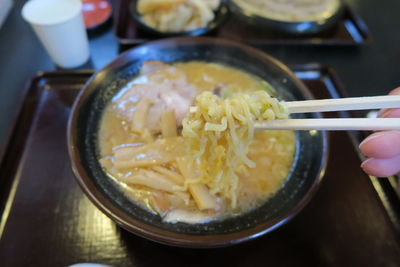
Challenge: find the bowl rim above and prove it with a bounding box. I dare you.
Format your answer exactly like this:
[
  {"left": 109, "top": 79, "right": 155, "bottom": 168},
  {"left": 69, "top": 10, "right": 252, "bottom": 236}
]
[{"left": 67, "top": 36, "right": 329, "bottom": 248}]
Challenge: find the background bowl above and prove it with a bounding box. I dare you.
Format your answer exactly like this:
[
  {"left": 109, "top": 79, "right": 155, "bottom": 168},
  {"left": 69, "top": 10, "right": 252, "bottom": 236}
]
[
  {"left": 68, "top": 37, "right": 328, "bottom": 248},
  {"left": 130, "top": 0, "right": 229, "bottom": 37},
  {"left": 229, "top": 0, "right": 344, "bottom": 35}
]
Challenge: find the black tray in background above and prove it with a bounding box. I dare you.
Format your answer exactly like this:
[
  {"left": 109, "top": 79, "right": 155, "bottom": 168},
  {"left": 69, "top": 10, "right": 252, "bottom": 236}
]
[{"left": 114, "top": 0, "right": 372, "bottom": 46}]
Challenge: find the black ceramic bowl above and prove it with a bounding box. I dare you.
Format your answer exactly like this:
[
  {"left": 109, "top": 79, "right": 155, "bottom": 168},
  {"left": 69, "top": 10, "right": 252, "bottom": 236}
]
[
  {"left": 229, "top": 0, "right": 344, "bottom": 35},
  {"left": 68, "top": 37, "right": 328, "bottom": 248},
  {"left": 130, "top": 0, "right": 229, "bottom": 37}
]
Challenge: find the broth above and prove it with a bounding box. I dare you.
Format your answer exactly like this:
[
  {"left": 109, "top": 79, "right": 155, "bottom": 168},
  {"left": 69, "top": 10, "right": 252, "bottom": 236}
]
[{"left": 98, "top": 61, "right": 296, "bottom": 223}]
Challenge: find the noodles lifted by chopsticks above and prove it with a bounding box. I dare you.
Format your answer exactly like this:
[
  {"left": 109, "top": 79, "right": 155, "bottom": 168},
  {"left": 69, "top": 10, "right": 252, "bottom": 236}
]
[{"left": 182, "top": 90, "right": 288, "bottom": 208}]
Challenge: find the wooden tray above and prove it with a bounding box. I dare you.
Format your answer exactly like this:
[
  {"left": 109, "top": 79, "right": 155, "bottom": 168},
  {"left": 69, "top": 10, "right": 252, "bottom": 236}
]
[
  {"left": 114, "top": 0, "right": 372, "bottom": 46},
  {"left": 0, "top": 66, "right": 399, "bottom": 266}
]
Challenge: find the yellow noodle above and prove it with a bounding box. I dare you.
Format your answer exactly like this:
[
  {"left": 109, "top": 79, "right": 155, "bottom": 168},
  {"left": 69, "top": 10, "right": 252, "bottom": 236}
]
[{"left": 182, "top": 91, "right": 288, "bottom": 208}]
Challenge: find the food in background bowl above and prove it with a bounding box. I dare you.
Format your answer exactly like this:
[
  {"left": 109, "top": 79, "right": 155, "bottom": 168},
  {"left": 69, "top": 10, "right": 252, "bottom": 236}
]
[
  {"left": 98, "top": 61, "right": 296, "bottom": 224},
  {"left": 136, "top": 0, "right": 221, "bottom": 33},
  {"left": 230, "top": 0, "right": 343, "bottom": 35},
  {"left": 233, "top": 0, "right": 341, "bottom": 22}
]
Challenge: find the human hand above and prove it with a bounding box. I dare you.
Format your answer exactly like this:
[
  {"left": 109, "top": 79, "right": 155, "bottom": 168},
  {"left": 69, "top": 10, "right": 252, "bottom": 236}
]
[{"left": 359, "top": 87, "right": 400, "bottom": 177}]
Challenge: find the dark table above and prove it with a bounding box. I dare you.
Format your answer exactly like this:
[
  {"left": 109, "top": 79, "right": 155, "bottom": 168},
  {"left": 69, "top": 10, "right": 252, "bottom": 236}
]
[{"left": 0, "top": 0, "right": 400, "bottom": 266}]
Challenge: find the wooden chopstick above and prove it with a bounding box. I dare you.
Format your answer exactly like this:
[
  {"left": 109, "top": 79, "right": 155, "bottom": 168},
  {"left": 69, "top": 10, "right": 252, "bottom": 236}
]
[
  {"left": 189, "top": 95, "right": 400, "bottom": 131},
  {"left": 268, "top": 95, "right": 400, "bottom": 131},
  {"left": 286, "top": 95, "right": 400, "bottom": 114},
  {"left": 255, "top": 118, "right": 400, "bottom": 131}
]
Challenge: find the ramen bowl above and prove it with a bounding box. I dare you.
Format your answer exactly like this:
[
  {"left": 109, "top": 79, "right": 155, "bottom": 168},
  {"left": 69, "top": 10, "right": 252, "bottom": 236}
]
[
  {"left": 68, "top": 37, "right": 328, "bottom": 248},
  {"left": 229, "top": 0, "right": 344, "bottom": 35}
]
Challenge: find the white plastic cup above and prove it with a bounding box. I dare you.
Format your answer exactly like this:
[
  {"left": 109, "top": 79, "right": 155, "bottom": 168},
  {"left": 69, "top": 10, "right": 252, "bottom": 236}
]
[{"left": 22, "top": 0, "right": 90, "bottom": 69}]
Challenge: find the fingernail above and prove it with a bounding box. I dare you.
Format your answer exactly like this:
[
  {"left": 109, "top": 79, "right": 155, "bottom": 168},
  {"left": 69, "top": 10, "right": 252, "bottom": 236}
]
[
  {"left": 361, "top": 158, "right": 372, "bottom": 168},
  {"left": 378, "top": 109, "right": 392, "bottom": 118},
  {"left": 381, "top": 109, "right": 400, "bottom": 118},
  {"left": 359, "top": 132, "right": 389, "bottom": 148},
  {"left": 389, "top": 87, "right": 400, "bottom": 95}
]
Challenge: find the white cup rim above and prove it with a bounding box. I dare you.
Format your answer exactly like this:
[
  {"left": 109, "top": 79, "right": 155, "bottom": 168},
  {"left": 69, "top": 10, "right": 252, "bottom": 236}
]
[{"left": 22, "top": 0, "right": 83, "bottom": 26}]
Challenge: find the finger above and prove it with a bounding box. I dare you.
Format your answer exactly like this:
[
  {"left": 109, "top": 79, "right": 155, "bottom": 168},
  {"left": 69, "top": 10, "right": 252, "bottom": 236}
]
[
  {"left": 378, "top": 87, "right": 400, "bottom": 117},
  {"left": 361, "top": 155, "right": 400, "bottom": 177},
  {"left": 379, "top": 108, "right": 400, "bottom": 118},
  {"left": 389, "top": 87, "right": 400, "bottom": 95},
  {"left": 359, "top": 131, "right": 400, "bottom": 158}
]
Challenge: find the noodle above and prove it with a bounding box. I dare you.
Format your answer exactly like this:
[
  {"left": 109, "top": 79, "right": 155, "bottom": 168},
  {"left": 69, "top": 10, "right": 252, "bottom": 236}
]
[{"left": 182, "top": 91, "right": 288, "bottom": 208}]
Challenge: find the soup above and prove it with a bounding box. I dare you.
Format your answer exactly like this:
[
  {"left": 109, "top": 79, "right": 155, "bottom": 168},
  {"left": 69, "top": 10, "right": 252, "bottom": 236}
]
[{"left": 98, "top": 61, "right": 296, "bottom": 223}]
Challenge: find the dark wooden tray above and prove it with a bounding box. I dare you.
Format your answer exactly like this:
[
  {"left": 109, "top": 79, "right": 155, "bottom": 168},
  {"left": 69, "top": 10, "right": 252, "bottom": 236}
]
[
  {"left": 114, "top": 0, "right": 372, "bottom": 46},
  {"left": 0, "top": 66, "right": 399, "bottom": 266}
]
